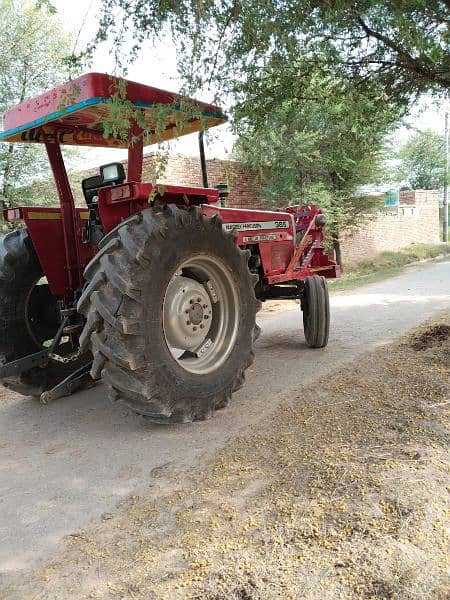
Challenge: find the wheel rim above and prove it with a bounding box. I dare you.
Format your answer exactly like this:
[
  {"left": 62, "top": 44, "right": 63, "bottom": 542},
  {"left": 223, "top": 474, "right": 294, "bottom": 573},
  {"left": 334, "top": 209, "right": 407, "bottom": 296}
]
[{"left": 163, "top": 255, "right": 240, "bottom": 375}]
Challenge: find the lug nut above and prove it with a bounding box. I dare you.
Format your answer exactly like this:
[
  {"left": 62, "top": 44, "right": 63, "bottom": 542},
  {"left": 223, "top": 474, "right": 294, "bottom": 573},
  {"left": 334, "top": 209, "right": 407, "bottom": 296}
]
[
  {"left": 185, "top": 309, "right": 189, "bottom": 314},
  {"left": 200, "top": 324, "right": 204, "bottom": 329},
  {"left": 203, "top": 304, "right": 207, "bottom": 309},
  {"left": 204, "top": 315, "right": 209, "bottom": 320},
  {"left": 190, "top": 299, "right": 194, "bottom": 304},
  {"left": 193, "top": 326, "right": 197, "bottom": 331},
  {"left": 197, "top": 298, "right": 201, "bottom": 302},
  {"left": 186, "top": 321, "right": 191, "bottom": 325}
]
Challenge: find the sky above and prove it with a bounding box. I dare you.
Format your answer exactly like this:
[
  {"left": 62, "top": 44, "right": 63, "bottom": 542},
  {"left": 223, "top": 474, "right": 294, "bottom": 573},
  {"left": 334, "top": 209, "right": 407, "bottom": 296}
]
[{"left": 52, "top": 0, "right": 449, "bottom": 170}]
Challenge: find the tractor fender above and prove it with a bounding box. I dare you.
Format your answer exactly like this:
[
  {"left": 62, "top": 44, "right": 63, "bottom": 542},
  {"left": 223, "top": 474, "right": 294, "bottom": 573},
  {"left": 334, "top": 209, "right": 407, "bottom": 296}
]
[{"left": 18, "top": 206, "right": 96, "bottom": 296}]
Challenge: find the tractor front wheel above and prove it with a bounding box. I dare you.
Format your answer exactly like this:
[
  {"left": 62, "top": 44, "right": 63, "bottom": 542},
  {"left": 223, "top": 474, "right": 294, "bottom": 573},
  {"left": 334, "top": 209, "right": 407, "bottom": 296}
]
[
  {"left": 301, "top": 275, "right": 330, "bottom": 348},
  {"left": 77, "top": 205, "right": 261, "bottom": 423}
]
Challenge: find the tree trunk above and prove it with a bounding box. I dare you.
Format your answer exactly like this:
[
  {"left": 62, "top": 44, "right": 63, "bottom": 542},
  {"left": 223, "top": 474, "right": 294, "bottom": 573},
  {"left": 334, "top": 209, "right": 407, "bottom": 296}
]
[
  {"left": 332, "top": 234, "right": 342, "bottom": 270},
  {"left": 1, "top": 144, "right": 15, "bottom": 208}
]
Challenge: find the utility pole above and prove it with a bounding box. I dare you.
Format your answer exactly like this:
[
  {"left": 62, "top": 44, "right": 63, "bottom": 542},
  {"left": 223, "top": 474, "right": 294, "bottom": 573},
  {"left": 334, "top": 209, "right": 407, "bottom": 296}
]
[{"left": 444, "top": 110, "right": 449, "bottom": 242}]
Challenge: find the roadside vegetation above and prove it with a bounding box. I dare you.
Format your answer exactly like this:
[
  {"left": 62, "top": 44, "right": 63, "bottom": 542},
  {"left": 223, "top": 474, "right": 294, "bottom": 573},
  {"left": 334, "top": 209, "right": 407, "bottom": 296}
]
[
  {"left": 0, "top": 0, "right": 77, "bottom": 211},
  {"left": 391, "top": 130, "right": 447, "bottom": 191},
  {"left": 329, "top": 243, "right": 450, "bottom": 291},
  {"left": 91, "top": 1, "right": 449, "bottom": 263}
]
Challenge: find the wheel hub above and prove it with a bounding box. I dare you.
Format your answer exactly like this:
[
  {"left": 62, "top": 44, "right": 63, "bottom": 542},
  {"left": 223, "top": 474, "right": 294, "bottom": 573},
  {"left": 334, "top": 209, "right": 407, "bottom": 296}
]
[
  {"left": 163, "top": 275, "right": 213, "bottom": 351},
  {"left": 162, "top": 255, "right": 240, "bottom": 376},
  {"left": 189, "top": 302, "right": 204, "bottom": 325}
]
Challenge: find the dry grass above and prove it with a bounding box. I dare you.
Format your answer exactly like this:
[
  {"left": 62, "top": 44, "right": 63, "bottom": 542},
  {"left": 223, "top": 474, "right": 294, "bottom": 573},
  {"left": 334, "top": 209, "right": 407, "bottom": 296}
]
[{"left": 5, "top": 314, "right": 449, "bottom": 600}]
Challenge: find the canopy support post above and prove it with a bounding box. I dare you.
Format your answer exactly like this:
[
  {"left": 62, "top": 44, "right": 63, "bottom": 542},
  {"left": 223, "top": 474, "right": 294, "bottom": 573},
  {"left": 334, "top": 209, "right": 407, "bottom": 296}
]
[
  {"left": 127, "top": 125, "right": 144, "bottom": 182},
  {"left": 199, "top": 131, "right": 209, "bottom": 188},
  {"left": 45, "top": 141, "right": 82, "bottom": 299}
]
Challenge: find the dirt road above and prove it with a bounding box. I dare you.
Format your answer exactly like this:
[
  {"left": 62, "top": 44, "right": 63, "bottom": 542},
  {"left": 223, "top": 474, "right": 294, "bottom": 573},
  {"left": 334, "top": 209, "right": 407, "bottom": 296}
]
[{"left": 0, "top": 260, "right": 449, "bottom": 584}]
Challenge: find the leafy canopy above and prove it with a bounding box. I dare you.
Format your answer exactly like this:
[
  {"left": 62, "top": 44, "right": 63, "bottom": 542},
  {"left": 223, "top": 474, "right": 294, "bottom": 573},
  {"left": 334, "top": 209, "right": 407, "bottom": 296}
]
[
  {"left": 393, "top": 129, "right": 447, "bottom": 190},
  {"left": 94, "top": 0, "right": 450, "bottom": 101},
  {"left": 90, "top": 0, "right": 445, "bottom": 263},
  {"left": 233, "top": 55, "right": 404, "bottom": 248}
]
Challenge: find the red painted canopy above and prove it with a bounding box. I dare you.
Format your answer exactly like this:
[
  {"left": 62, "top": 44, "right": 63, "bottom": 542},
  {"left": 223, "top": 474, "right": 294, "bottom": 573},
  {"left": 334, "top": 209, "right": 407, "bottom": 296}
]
[{"left": 0, "top": 72, "right": 226, "bottom": 148}]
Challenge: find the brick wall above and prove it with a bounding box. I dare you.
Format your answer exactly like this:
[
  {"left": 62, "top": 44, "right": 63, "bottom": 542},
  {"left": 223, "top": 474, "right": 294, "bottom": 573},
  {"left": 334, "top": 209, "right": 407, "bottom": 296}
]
[
  {"left": 121, "top": 154, "right": 442, "bottom": 261},
  {"left": 340, "top": 191, "right": 441, "bottom": 263},
  {"left": 141, "top": 153, "right": 265, "bottom": 209}
]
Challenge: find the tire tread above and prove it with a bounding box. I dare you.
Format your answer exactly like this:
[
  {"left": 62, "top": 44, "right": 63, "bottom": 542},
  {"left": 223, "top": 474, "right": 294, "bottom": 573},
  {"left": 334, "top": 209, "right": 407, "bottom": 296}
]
[{"left": 78, "top": 205, "right": 260, "bottom": 422}]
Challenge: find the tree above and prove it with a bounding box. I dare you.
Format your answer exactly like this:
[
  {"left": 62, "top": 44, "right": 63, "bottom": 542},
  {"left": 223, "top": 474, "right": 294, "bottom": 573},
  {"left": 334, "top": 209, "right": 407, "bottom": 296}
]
[
  {"left": 0, "top": 0, "right": 75, "bottom": 208},
  {"left": 91, "top": 2, "right": 448, "bottom": 264},
  {"left": 393, "top": 130, "right": 446, "bottom": 190},
  {"left": 232, "top": 56, "right": 403, "bottom": 265},
  {"left": 90, "top": 2, "right": 417, "bottom": 265},
  {"left": 94, "top": 1, "right": 450, "bottom": 101}
]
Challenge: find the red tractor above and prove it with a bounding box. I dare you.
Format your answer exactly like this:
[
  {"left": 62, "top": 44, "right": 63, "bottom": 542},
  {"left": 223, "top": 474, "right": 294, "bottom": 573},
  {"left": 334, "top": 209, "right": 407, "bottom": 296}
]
[{"left": 0, "top": 73, "right": 339, "bottom": 423}]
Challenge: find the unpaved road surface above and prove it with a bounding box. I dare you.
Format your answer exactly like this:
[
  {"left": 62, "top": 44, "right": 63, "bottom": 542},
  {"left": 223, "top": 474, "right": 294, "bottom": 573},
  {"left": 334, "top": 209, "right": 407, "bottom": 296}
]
[{"left": 0, "top": 260, "right": 449, "bottom": 583}]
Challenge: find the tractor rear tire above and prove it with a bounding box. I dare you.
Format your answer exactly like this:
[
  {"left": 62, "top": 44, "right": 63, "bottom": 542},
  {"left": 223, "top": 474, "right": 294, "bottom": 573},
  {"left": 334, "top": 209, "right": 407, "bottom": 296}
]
[
  {"left": 0, "top": 228, "right": 85, "bottom": 397},
  {"left": 301, "top": 275, "right": 330, "bottom": 348},
  {"left": 77, "top": 205, "right": 261, "bottom": 423}
]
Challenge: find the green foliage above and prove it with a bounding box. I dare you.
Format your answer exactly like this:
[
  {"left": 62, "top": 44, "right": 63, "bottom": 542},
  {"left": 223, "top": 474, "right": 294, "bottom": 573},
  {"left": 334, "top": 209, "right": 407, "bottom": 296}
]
[
  {"left": 96, "top": 75, "right": 209, "bottom": 146},
  {"left": 392, "top": 129, "right": 446, "bottom": 190},
  {"left": 232, "top": 57, "right": 402, "bottom": 252},
  {"left": 90, "top": 1, "right": 447, "bottom": 262},
  {"left": 0, "top": 0, "right": 77, "bottom": 208},
  {"left": 90, "top": 0, "right": 444, "bottom": 264},
  {"left": 141, "top": 151, "right": 170, "bottom": 192},
  {"left": 94, "top": 1, "right": 450, "bottom": 101}
]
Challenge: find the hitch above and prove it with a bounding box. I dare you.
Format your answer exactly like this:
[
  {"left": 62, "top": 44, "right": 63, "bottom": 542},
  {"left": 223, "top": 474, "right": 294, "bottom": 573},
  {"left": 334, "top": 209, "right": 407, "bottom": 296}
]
[
  {"left": 0, "top": 311, "right": 92, "bottom": 400},
  {"left": 40, "top": 362, "right": 94, "bottom": 404}
]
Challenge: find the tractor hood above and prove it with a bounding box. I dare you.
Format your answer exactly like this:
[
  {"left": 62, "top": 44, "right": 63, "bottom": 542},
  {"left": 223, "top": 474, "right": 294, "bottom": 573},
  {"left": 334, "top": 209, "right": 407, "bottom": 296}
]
[{"left": 0, "top": 72, "right": 226, "bottom": 148}]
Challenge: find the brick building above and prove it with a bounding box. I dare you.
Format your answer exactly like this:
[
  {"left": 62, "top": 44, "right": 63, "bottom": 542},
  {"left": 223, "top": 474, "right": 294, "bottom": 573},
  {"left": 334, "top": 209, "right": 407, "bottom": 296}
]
[
  {"left": 142, "top": 153, "right": 265, "bottom": 210},
  {"left": 340, "top": 190, "right": 441, "bottom": 263}
]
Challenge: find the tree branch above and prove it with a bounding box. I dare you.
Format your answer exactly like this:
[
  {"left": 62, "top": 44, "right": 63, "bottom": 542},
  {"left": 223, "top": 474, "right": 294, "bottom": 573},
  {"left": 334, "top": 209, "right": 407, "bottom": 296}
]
[
  {"left": 355, "top": 15, "right": 449, "bottom": 87},
  {"left": 207, "top": 1, "right": 239, "bottom": 88}
]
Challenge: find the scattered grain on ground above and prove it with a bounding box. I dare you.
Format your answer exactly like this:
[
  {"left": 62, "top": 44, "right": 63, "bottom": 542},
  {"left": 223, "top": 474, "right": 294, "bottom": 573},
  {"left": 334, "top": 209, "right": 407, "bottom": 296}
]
[{"left": 3, "top": 313, "right": 449, "bottom": 600}]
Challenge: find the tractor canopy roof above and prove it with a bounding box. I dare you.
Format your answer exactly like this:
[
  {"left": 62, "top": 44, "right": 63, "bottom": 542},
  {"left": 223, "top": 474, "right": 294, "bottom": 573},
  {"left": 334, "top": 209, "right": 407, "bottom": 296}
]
[{"left": 0, "top": 72, "right": 226, "bottom": 148}]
